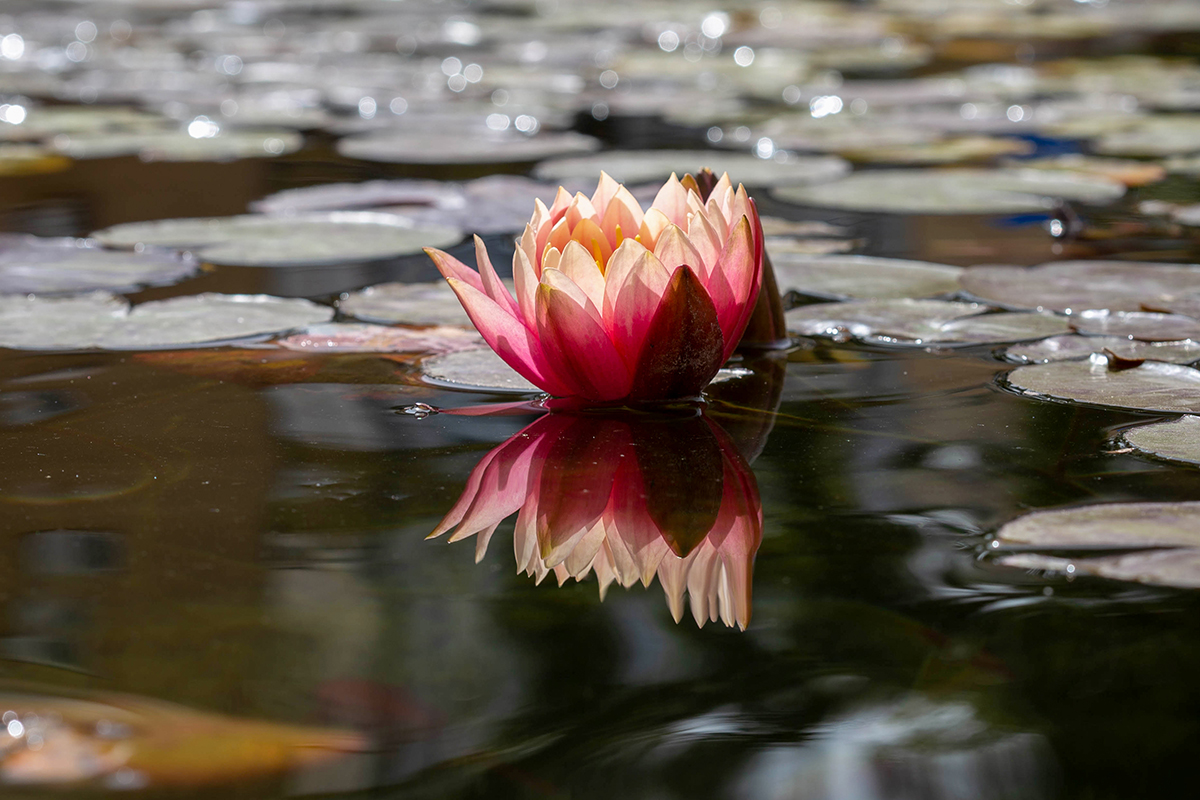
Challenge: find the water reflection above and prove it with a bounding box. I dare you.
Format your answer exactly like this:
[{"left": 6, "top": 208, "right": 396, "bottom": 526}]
[{"left": 432, "top": 410, "right": 763, "bottom": 630}]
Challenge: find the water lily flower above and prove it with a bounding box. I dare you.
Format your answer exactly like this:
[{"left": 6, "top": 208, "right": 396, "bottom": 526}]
[
  {"left": 425, "top": 171, "right": 764, "bottom": 403},
  {"left": 429, "top": 412, "right": 763, "bottom": 630}
]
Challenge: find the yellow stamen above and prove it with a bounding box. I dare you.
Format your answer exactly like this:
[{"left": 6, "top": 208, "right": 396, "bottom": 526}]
[
  {"left": 591, "top": 239, "right": 605, "bottom": 273},
  {"left": 615, "top": 224, "right": 624, "bottom": 247}
]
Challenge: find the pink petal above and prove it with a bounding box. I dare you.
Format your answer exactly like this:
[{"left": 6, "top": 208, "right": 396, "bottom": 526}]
[
  {"left": 600, "top": 186, "right": 645, "bottom": 247},
  {"left": 590, "top": 171, "right": 621, "bottom": 213},
  {"left": 686, "top": 209, "right": 723, "bottom": 280},
  {"left": 637, "top": 208, "right": 672, "bottom": 250},
  {"left": 628, "top": 264, "right": 725, "bottom": 400},
  {"left": 718, "top": 203, "right": 765, "bottom": 362},
  {"left": 555, "top": 240, "right": 606, "bottom": 311},
  {"left": 649, "top": 173, "right": 691, "bottom": 227},
  {"left": 445, "top": 277, "right": 574, "bottom": 396},
  {"left": 653, "top": 224, "right": 706, "bottom": 275},
  {"left": 473, "top": 235, "right": 519, "bottom": 317},
  {"left": 565, "top": 192, "right": 599, "bottom": 230},
  {"left": 535, "top": 271, "right": 633, "bottom": 401},
  {"left": 512, "top": 245, "right": 539, "bottom": 329},
  {"left": 605, "top": 246, "right": 672, "bottom": 368},
  {"left": 424, "top": 248, "right": 484, "bottom": 293},
  {"left": 548, "top": 186, "right": 572, "bottom": 224}
]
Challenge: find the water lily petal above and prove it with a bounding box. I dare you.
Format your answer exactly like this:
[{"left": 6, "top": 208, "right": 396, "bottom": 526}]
[
  {"left": 548, "top": 186, "right": 572, "bottom": 224},
  {"left": 569, "top": 218, "right": 614, "bottom": 269},
  {"left": 556, "top": 240, "right": 607, "bottom": 311},
  {"left": 637, "top": 208, "right": 672, "bottom": 250},
  {"left": 600, "top": 187, "right": 644, "bottom": 249},
  {"left": 473, "top": 235, "right": 519, "bottom": 316},
  {"left": 566, "top": 192, "right": 599, "bottom": 230},
  {"left": 629, "top": 265, "right": 725, "bottom": 400},
  {"left": 650, "top": 174, "right": 691, "bottom": 227},
  {"left": 606, "top": 248, "right": 673, "bottom": 368},
  {"left": 590, "top": 171, "right": 621, "bottom": 214},
  {"left": 445, "top": 277, "right": 572, "bottom": 396},
  {"left": 512, "top": 245, "right": 539, "bottom": 328},
  {"left": 653, "top": 224, "right": 706, "bottom": 276},
  {"left": 424, "top": 247, "right": 484, "bottom": 293},
  {"left": 536, "top": 270, "right": 633, "bottom": 401},
  {"left": 714, "top": 215, "right": 760, "bottom": 356}
]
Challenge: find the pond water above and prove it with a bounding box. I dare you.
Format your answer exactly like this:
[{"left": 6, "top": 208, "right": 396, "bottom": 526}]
[{"left": 1, "top": 1, "right": 1200, "bottom": 797}]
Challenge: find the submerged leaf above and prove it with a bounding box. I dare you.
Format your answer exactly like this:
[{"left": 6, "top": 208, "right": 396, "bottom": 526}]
[{"left": 276, "top": 323, "right": 483, "bottom": 354}]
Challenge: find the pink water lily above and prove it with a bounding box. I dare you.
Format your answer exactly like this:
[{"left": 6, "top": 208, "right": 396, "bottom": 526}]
[{"left": 425, "top": 171, "right": 764, "bottom": 403}]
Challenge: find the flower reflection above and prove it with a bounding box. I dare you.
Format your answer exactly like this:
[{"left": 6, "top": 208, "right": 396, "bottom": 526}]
[{"left": 430, "top": 411, "right": 762, "bottom": 630}]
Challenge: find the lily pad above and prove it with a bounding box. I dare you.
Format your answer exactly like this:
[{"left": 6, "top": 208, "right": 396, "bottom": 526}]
[
  {"left": 1123, "top": 415, "right": 1200, "bottom": 466},
  {"left": 276, "top": 323, "right": 482, "bottom": 355},
  {"left": 772, "top": 168, "right": 1125, "bottom": 214},
  {"left": 838, "top": 136, "right": 1033, "bottom": 165},
  {"left": 336, "top": 130, "right": 600, "bottom": 165},
  {"left": 338, "top": 281, "right": 473, "bottom": 327},
  {"left": 960, "top": 260, "right": 1200, "bottom": 313},
  {"left": 786, "top": 299, "right": 1068, "bottom": 344},
  {"left": 250, "top": 180, "right": 467, "bottom": 215},
  {"left": 1006, "top": 358, "right": 1200, "bottom": 413},
  {"left": 771, "top": 254, "right": 963, "bottom": 300},
  {"left": 1070, "top": 310, "right": 1200, "bottom": 342},
  {"left": 0, "top": 235, "right": 197, "bottom": 294},
  {"left": 420, "top": 348, "right": 540, "bottom": 394},
  {"left": 1004, "top": 154, "right": 1166, "bottom": 187},
  {"left": 91, "top": 213, "right": 462, "bottom": 268},
  {"left": 995, "top": 502, "right": 1200, "bottom": 589},
  {"left": 1005, "top": 335, "right": 1200, "bottom": 364},
  {"left": 533, "top": 150, "right": 850, "bottom": 188},
  {"left": 51, "top": 130, "right": 303, "bottom": 162},
  {"left": 765, "top": 237, "right": 857, "bottom": 256},
  {"left": 0, "top": 292, "right": 332, "bottom": 351},
  {"left": 1094, "top": 115, "right": 1200, "bottom": 157},
  {"left": 996, "top": 501, "right": 1200, "bottom": 549}
]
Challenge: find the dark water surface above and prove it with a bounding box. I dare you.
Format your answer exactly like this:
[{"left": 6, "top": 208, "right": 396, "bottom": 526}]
[{"left": 2, "top": 88, "right": 1200, "bottom": 800}]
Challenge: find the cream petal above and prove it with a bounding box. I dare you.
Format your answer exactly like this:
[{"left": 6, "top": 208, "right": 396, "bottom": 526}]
[
  {"left": 590, "top": 171, "right": 621, "bottom": 213},
  {"left": 649, "top": 173, "right": 691, "bottom": 227},
  {"left": 556, "top": 239, "right": 606, "bottom": 311}
]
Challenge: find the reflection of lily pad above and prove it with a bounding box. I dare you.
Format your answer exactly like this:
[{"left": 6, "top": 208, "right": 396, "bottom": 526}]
[
  {"left": 533, "top": 149, "right": 850, "bottom": 187},
  {"left": 337, "top": 130, "right": 600, "bottom": 164},
  {"left": 1006, "top": 358, "right": 1200, "bottom": 413},
  {"left": 773, "top": 168, "right": 1125, "bottom": 213},
  {"left": 276, "top": 323, "right": 482, "bottom": 354},
  {"left": 996, "top": 502, "right": 1200, "bottom": 590},
  {"left": 91, "top": 213, "right": 461, "bottom": 267},
  {"left": 1006, "top": 335, "right": 1200, "bottom": 364},
  {"left": 420, "top": 348, "right": 540, "bottom": 394},
  {"left": 0, "top": 292, "right": 332, "bottom": 350},
  {"left": 772, "top": 254, "right": 962, "bottom": 300},
  {"left": 787, "top": 299, "right": 1068, "bottom": 344},
  {"left": 0, "top": 235, "right": 197, "bottom": 294},
  {"left": 960, "top": 260, "right": 1200, "bottom": 313},
  {"left": 338, "top": 281, "right": 473, "bottom": 326},
  {"left": 1123, "top": 415, "right": 1200, "bottom": 466}
]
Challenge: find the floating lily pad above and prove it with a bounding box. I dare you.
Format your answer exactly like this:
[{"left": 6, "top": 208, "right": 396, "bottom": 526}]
[
  {"left": 338, "top": 281, "right": 474, "bottom": 326},
  {"left": 420, "top": 348, "right": 540, "bottom": 394},
  {"left": 838, "top": 136, "right": 1033, "bottom": 165},
  {"left": 336, "top": 130, "right": 600, "bottom": 164},
  {"left": 1005, "top": 335, "right": 1200, "bottom": 364},
  {"left": 533, "top": 150, "right": 850, "bottom": 188},
  {"left": 995, "top": 502, "right": 1200, "bottom": 590},
  {"left": 1094, "top": 115, "right": 1200, "bottom": 157},
  {"left": 0, "top": 234, "right": 197, "bottom": 294},
  {"left": 771, "top": 254, "right": 963, "bottom": 300},
  {"left": 773, "top": 168, "right": 1125, "bottom": 214},
  {"left": 786, "top": 299, "right": 1067, "bottom": 344},
  {"left": 1123, "top": 415, "right": 1200, "bottom": 465},
  {"left": 250, "top": 180, "right": 467, "bottom": 215},
  {"left": 91, "top": 213, "right": 461, "bottom": 268},
  {"left": 1071, "top": 309, "right": 1200, "bottom": 341},
  {"left": 0, "top": 292, "right": 332, "bottom": 351},
  {"left": 765, "top": 237, "right": 856, "bottom": 256},
  {"left": 0, "top": 106, "right": 168, "bottom": 140},
  {"left": 51, "top": 130, "right": 303, "bottom": 161},
  {"left": 960, "top": 260, "right": 1200, "bottom": 313},
  {"left": 1006, "top": 358, "right": 1200, "bottom": 413},
  {"left": 1004, "top": 154, "right": 1166, "bottom": 186},
  {"left": 276, "top": 323, "right": 482, "bottom": 354},
  {"left": 996, "top": 501, "right": 1200, "bottom": 549}
]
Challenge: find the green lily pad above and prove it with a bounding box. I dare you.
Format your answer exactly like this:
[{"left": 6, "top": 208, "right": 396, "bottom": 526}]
[
  {"left": 771, "top": 254, "right": 962, "bottom": 301},
  {"left": 338, "top": 281, "right": 474, "bottom": 327},
  {"left": 773, "top": 168, "right": 1125, "bottom": 214},
  {"left": 533, "top": 149, "right": 850, "bottom": 188},
  {"left": 0, "top": 292, "right": 332, "bottom": 351},
  {"left": 1006, "top": 358, "right": 1200, "bottom": 413},
  {"left": 1123, "top": 415, "right": 1200, "bottom": 465},
  {"left": 960, "top": 260, "right": 1200, "bottom": 313},
  {"left": 91, "top": 213, "right": 461, "bottom": 268},
  {"left": 1005, "top": 335, "right": 1200, "bottom": 364},
  {"left": 786, "top": 299, "right": 1068, "bottom": 344}
]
